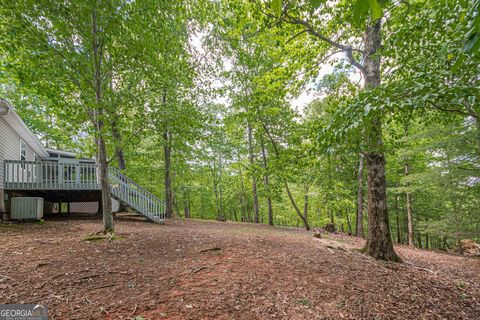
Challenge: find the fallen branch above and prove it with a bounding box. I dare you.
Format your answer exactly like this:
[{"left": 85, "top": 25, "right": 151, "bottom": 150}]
[
  {"left": 77, "top": 274, "right": 101, "bottom": 281},
  {"left": 93, "top": 283, "right": 116, "bottom": 290},
  {"left": 200, "top": 247, "right": 221, "bottom": 253},
  {"left": 0, "top": 274, "right": 16, "bottom": 282},
  {"left": 193, "top": 266, "right": 208, "bottom": 273}
]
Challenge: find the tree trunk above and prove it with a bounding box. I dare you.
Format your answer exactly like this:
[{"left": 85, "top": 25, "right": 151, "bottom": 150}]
[
  {"left": 362, "top": 20, "right": 400, "bottom": 262},
  {"left": 92, "top": 8, "right": 113, "bottom": 233},
  {"left": 356, "top": 153, "right": 365, "bottom": 237},
  {"left": 395, "top": 192, "right": 402, "bottom": 244},
  {"left": 346, "top": 211, "right": 352, "bottom": 235},
  {"left": 239, "top": 167, "right": 249, "bottom": 222},
  {"left": 404, "top": 160, "right": 414, "bottom": 247},
  {"left": 184, "top": 197, "right": 190, "bottom": 218},
  {"left": 247, "top": 123, "right": 259, "bottom": 223},
  {"left": 261, "top": 138, "right": 274, "bottom": 226},
  {"left": 163, "top": 128, "right": 173, "bottom": 217},
  {"left": 260, "top": 121, "right": 309, "bottom": 230},
  {"left": 284, "top": 181, "right": 310, "bottom": 230},
  {"left": 218, "top": 157, "right": 225, "bottom": 220},
  {"left": 97, "top": 125, "right": 113, "bottom": 232},
  {"left": 303, "top": 186, "right": 309, "bottom": 227},
  {"left": 233, "top": 207, "right": 238, "bottom": 222}
]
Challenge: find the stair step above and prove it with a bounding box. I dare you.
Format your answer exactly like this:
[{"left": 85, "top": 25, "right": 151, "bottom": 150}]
[{"left": 108, "top": 167, "right": 166, "bottom": 223}]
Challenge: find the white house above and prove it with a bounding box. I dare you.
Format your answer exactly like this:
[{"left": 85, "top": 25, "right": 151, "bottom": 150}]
[{"left": 0, "top": 99, "right": 164, "bottom": 222}]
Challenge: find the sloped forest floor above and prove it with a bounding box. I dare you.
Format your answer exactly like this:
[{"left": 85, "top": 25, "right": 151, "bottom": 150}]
[{"left": 0, "top": 215, "right": 479, "bottom": 320}]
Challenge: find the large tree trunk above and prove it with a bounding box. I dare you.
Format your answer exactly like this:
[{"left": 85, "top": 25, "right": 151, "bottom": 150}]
[
  {"left": 247, "top": 123, "right": 259, "bottom": 223},
  {"left": 92, "top": 8, "right": 113, "bottom": 233},
  {"left": 362, "top": 20, "right": 400, "bottom": 262},
  {"left": 404, "top": 160, "right": 414, "bottom": 247},
  {"left": 261, "top": 138, "right": 274, "bottom": 226},
  {"left": 356, "top": 153, "right": 365, "bottom": 237},
  {"left": 97, "top": 133, "right": 113, "bottom": 233}
]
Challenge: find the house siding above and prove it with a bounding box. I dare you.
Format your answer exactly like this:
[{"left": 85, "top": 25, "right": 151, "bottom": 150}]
[{"left": 0, "top": 116, "right": 37, "bottom": 189}]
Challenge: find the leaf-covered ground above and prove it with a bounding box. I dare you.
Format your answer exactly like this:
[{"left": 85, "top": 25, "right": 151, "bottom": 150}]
[{"left": 0, "top": 215, "right": 479, "bottom": 319}]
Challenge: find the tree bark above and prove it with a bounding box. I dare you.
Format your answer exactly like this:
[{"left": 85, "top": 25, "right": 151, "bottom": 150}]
[
  {"left": 260, "top": 121, "right": 309, "bottom": 230},
  {"left": 92, "top": 8, "right": 113, "bottom": 233},
  {"left": 112, "top": 121, "right": 126, "bottom": 170},
  {"left": 261, "top": 138, "right": 274, "bottom": 226},
  {"left": 394, "top": 191, "right": 402, "bottom": 244},
  {"left": 346, "top": 211, "right": 352, "bottom": 235},
  {"left": 247, "top": 123, "right": 259, "bottom": 223},
  {"left": 404, "top": 160, "right": 414, "bottom": 247},
  {"left": 356, "top": 153, "right": 365, "bottom": 237},
  {"left": 303, "top": 185, "right": 309, "bottom": 227},
  {"left": 232, "top": 207, "right": 238, "bottom": 222},
  {"left": 362, "top": 20, "right": 400, "bottom": 262},
  {"left": 284, "top": 180, "right": 310, "bottom": 230},
  {"left": 184, "top": 198, "right": 190, "bottom": 218},
  {"left": 239, "top": 167, "right": 247, "bottom": 222},
  {"left": 162, "top": 92, "right": 173, "bottom": 218},
  {"left": 163, "top": 127, "right": 173, "bottom": 218}
]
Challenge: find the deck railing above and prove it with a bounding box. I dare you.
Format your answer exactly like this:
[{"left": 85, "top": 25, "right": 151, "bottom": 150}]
[
  {"left": 3, "top": 160, "right": 165, "bottom": 223},
  {"left": 4, "top": 160, "right": 99, "bottom": 190},
  {"left": 109, "top": 167, "right": 166, "bottom": 223}
]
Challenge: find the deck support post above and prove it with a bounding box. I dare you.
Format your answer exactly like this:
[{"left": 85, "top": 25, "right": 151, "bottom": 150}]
[{"left": 0, "top": 190, "right": 5, "bottom": 221}]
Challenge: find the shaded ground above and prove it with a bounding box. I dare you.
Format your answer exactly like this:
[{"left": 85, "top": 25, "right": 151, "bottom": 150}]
[{"left": 0, "top": 215, "right": 479, "bottom": 319}]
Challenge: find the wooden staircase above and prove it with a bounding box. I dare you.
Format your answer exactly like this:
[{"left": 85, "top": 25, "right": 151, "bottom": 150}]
[{"left": 109, "top": 167, "right": 166, "bottom": 223}]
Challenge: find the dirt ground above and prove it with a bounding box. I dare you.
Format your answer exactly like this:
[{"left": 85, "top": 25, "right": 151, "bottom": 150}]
[{"left": 0, "top": 215, "right": 479, "bottom": 320}]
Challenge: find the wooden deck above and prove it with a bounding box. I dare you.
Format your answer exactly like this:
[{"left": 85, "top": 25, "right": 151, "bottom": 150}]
[
  {"left": 4, "top": 160, "right": 166, "bottom": 222},
  {"left": 4, "top": 160, "right": 99, "bottom": 190}
]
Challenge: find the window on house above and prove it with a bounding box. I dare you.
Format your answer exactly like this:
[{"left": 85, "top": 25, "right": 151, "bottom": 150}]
[
  {"left": 20, "top": 140, "right": 26, "bottom": 161},
  {"left": 20, "top": 139, "right": 26, "bottom": 169}
]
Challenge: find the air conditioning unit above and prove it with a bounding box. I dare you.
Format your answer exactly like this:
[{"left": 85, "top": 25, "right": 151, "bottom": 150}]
[{"left": 11, "top": 197, "right": 44, "bottom": 220}]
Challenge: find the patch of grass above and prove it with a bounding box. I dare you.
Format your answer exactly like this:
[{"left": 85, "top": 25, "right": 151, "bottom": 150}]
[
  {"left": 336, "top": 300, "right": 346, "bottom": 308},
  {"left": 35, "top": 219, "right": 46, "bottom": 225},
  {"left": 0, "top": 223, "right": 19, "bottom": 228},
  {"left": 456, "top": 281, "right": 466, "bottom": 290},
  {"left": 83, "top": 233, "right": 125, "bottom": 242},
  {"left": 296, "top": 298, "right": 311, "bottom": 306}
]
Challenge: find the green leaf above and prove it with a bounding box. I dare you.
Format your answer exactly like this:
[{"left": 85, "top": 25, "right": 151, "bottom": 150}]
[
  {"left": 353, "top": 0, "right": 369, "bottom": 26},
  {"left": 309, "top": 0, "right": 325, "bottom": 9},
  {"left": 353, "top": 0, "right": 383, "bottom": 25},
  {"left": 369, "top": 0, "right": 383, "bottom": 21},
  {"left": 271, "top": 0, "right": 282, "bottom": 17}
]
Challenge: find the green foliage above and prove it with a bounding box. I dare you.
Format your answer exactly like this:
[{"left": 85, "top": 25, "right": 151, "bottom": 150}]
[{"left": 0, "top": 0, "right": 478, "bottom": 247}]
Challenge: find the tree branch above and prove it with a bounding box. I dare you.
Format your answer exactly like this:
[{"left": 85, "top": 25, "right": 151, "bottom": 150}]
[
  {"left": 425, "top": 100, "right": 472, "bottom": 118},
  {"left": 253, "top": 1, "right": 368, "bottom": 78}
]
